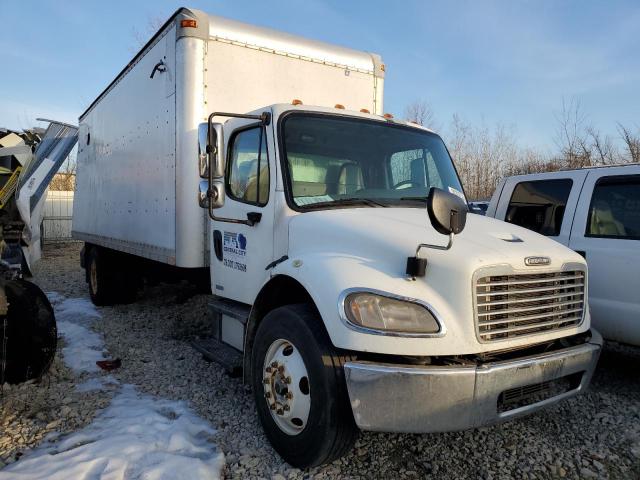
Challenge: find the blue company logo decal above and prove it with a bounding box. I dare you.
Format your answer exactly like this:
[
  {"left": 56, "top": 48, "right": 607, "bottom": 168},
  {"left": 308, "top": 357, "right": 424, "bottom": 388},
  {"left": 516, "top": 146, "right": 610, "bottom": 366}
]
[{"left": 223, "top": 231, "right": 247, "bottom": 272}]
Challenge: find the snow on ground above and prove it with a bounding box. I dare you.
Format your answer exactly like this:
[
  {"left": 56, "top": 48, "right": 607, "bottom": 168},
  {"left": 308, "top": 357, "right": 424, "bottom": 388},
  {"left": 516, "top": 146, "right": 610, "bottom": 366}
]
[
  {"left": 0, "top": 293, "right": 224, "bottom": 480},
  {"left": 0, "top": 385, "right": 224, "bottom": 480},
  {"left": 75, "top": 376, "right": 118, "bottom": 393},
  {"left": 47, "top": 295, "right": 105, "bottom": 373}
]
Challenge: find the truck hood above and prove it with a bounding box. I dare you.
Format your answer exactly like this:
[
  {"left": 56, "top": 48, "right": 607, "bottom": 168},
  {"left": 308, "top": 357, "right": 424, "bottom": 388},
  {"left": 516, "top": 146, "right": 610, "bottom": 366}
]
[
  {"left": 287, "top": 207, "right": 583, "bottom": 273},
  {"left": 283, "top": 207, "right": 588, "bottom": 357}
]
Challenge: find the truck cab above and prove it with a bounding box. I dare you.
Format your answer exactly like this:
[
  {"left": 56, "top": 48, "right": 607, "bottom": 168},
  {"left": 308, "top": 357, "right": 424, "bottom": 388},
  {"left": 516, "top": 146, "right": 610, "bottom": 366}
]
[{"left": 198, "top": 103, "right": 602, "bottom": 467}]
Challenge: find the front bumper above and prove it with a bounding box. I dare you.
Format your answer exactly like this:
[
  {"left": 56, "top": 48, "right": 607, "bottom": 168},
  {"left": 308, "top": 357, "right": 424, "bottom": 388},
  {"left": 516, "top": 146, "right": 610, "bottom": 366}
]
[{"left": 344, "top": 330, "right": 602, "bottom": 433}]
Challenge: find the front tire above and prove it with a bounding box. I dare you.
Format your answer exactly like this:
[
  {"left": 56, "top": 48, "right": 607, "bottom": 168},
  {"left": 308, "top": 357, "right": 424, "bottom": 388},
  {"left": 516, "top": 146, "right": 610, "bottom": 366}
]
[{"left": 251, "top": 304, "right": 358, "bottom": 468}]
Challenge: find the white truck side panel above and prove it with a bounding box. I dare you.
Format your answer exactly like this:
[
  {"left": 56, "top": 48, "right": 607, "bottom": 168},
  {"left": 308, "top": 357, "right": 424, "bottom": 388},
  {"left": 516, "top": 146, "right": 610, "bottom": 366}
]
[
  {"left": 74, "top": 26, "right": 179, "bottom": 264},
  {"left": 74, "top": 8, "right": 383, "bottom": 268},
  {"left": 205, "top": 41, "right": 379, "bottom": 115}
]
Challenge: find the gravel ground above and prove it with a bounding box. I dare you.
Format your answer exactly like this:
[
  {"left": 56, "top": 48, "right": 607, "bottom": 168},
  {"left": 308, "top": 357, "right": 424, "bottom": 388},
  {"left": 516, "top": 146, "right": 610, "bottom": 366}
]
[{"left": 1, "top": 242, "right": 640, "bottom": 479}]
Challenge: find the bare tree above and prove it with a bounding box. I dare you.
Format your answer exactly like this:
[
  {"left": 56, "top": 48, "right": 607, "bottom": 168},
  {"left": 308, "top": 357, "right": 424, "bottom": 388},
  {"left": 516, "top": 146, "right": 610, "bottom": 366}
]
[
  {"left": 586, "top": 126, "right": 618, "bottom": 165},
  {"left": 130, "top": 16, "right": 166, "bottom": 52},
  {"left": 617, "top": 123, "right": 640, "bottom": 163},
  {"left": 554, "top": 98, "right": 592, "bottom": 169},
  {"left": 404, "top": 100, "right": 437, "bottom": 129},
  {"left": 402, "top": 97, "right": 634, "bottom": 202}
]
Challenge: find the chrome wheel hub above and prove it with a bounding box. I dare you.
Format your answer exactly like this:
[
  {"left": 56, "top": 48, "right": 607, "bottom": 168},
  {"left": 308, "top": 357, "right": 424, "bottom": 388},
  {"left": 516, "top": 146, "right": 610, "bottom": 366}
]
[
  {"left": 262, "top": 339, "right": 310, "bottom": 435},
  {"left": 90, "top": 259, "right": 98, "bottom": 293}
]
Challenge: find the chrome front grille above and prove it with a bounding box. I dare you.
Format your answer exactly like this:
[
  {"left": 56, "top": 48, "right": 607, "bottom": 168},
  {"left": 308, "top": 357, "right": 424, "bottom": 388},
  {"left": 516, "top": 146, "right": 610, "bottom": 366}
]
[{"left": 475, "top": 270, "right": 585, "bottom": 342}]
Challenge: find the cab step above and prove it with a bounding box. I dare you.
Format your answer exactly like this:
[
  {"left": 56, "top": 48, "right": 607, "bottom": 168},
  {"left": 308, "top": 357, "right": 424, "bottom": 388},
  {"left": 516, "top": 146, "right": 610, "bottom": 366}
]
[
  {"left": 191, "top": 337, "right": 243, "bottom": 377},
  {"left": 190, "top": 298, "right": 251, "bottom": 377}
]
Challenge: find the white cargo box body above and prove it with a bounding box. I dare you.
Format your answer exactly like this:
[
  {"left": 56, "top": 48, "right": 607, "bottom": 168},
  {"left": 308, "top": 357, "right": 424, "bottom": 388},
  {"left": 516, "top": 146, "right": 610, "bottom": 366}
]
[{"left": 73, "top": 7, "right": 385, "bottom": 268}]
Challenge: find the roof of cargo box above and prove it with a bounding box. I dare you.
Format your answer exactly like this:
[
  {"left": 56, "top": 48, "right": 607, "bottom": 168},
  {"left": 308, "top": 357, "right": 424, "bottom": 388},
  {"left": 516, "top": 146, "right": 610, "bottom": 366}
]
[
  {"left": 205, "top": 13, "right": 378, "bottom": 73},
  {"left": 79, "top": 7, "right": 383, "bottom": 121}
]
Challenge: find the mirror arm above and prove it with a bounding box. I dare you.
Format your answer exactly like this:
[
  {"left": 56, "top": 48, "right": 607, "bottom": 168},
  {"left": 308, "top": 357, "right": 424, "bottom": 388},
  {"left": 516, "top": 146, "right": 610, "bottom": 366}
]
[
  {"left": 207, "top": 111, "right": 270, "bottom": 126},
  {"left": 415, "top": 233, "right": 454, "bottom": 255},
  {"left": 204, "top": 110, "right": 271, "bottom": 226}
]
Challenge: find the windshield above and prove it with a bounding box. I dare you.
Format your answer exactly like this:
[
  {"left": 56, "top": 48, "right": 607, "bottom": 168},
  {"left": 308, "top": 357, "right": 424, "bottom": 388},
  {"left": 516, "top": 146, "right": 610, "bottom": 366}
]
[{"left": 281, "top": 113, "right": 465, "bottom": 209}]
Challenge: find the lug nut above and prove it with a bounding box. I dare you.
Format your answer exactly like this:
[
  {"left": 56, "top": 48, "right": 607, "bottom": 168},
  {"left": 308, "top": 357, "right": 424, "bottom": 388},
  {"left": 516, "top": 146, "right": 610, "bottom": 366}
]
[
  {"left": 276, "top": 408, "right": 284, "bottom": 415},
  {"left": 265, "top": 366, "right": 272, "bottom": 373},
  {"left": 270, "top": 404, "right": 276, "bottom": 410},
  {"left": 265, "top": 392, "right": 271, "bottom": 398},
  {"left": 283, "top": 404, "right": 290, "bottom": 411},
  {"left": 277, "top": 365, "right": 285, "bottom": 373},
  {"left": 271, "top": 361, "right": 278, "bottom": 368},
  {"left": 285, "top": 376, "right": 292, "bottom": 384},
  {"left": 286, "top": 392, "right": 293, "bottom": 399}
]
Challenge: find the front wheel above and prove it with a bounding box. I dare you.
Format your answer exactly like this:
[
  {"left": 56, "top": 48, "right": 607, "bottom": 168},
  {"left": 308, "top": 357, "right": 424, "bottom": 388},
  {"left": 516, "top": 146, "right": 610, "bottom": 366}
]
[{"left": 251, "top": 304, "right": 358, "bottom": 468}]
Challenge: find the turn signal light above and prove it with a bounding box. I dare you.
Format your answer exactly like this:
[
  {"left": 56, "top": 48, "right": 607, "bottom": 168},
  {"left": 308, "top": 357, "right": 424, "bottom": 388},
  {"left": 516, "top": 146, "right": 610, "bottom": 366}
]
[
  {"left": 360, "top": 108, "right": 370, "bottom": 113},
  {"left": 334, "top": 104, "right": 345, "bottom": 109},
  {"left": 180, "top": 19, "right": 197, "bottom": 28},
  {"left": 292, "top": 99, "right": 303, "bottom": 105},
  {"left": 383, "top": 113, "right": 394, "bottom": 119}
]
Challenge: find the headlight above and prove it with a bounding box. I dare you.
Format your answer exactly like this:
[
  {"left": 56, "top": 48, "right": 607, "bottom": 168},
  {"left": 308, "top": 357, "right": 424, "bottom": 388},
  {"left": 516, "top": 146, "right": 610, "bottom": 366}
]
[{"left": 343, "top": 292, "right": 441, "bottom": 335}]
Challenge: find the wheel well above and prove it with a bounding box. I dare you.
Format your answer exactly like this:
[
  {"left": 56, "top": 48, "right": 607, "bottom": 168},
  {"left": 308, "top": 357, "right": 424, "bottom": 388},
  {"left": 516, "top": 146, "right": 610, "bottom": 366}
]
[{"left": 243, "top": 275, "right": 316, "bottom": 383}]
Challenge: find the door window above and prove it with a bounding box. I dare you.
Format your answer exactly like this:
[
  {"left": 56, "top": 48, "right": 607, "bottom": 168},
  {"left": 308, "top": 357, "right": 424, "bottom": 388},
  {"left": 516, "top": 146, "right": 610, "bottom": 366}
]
[
  {"left": 506, "top": 179, "right": 573, "bottom": 236},
  {"left": 227, "top": 127, "right": 269, "bottom": 206},
  {"left": 586, "top": 175, "right": 640, "bottom": 240}
]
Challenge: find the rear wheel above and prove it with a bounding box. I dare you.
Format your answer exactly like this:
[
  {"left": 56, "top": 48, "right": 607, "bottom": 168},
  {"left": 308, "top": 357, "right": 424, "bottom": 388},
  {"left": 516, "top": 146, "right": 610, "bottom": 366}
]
[
  {"left": 251, "top": 304, "right": 358, "bottom": 468},
  {"left": 0, "top": 280, "right": 57, "bottom": 384},
  {"left": 87, "top": 246, "right": 139, "bottom": 306}
]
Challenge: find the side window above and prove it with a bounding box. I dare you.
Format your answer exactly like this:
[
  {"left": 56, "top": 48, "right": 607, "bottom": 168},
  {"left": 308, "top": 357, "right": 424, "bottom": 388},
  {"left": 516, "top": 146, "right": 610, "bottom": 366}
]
[
  {"left": 506, "top": 179, "right": 573, "bottom": 236},
  {"left": 586, "top": 175, "right": 640, "bottom": 239},
  {"left": 389, "top": 149, "right": 444, "bottom": 190},
  {"left": 227, "top": 127, "right": 269, "bottom": 206}
]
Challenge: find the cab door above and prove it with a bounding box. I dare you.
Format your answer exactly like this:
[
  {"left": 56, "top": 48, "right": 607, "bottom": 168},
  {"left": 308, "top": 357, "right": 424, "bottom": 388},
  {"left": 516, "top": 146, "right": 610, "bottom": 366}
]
[
  {"left": 568, "top": 166, "right": 640, "bottom": 344},
  {"left": 210, "top": 116, "right": 275, "bottom": 305}
]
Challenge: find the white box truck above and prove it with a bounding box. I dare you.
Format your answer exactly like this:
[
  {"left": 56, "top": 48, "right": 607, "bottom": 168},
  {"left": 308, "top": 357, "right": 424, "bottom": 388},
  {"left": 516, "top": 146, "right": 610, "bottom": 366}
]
[{"left": 73, "top": 8, "right": 602, "bottom": 468}]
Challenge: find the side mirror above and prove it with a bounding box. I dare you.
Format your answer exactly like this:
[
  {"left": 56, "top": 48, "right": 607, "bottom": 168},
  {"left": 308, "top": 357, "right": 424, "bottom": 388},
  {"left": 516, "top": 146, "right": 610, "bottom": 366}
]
[
  {"left": 427, "top": 187, "right": 468, "bottom": 235},
  {"left": 201, "top": 122, "right": 225, "bottom": 211},
  {"left": 208, "top": 122, "right": 225, "bottom": 179}
]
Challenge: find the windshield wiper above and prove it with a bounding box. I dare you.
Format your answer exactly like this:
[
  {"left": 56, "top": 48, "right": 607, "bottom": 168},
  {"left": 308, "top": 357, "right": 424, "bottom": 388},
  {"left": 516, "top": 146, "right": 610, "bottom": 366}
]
[
  {"left": 399, "top": 196, "right": 428, "bottom": 202},
  {"left": 302, "top": 197, "right": 387, "bottom": 209}
]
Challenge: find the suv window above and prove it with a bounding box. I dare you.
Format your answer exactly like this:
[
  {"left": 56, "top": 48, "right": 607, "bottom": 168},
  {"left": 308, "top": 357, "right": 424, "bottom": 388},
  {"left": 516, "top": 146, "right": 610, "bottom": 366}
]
[
  {"left": 506, "top": 179, "right": 573, "bottom": 236},
  {"left": 587, "top": 175, "right": 640, "bottom": 240},
  {"left": 227, "top": 127, "right": 269, "bottom": 206}
]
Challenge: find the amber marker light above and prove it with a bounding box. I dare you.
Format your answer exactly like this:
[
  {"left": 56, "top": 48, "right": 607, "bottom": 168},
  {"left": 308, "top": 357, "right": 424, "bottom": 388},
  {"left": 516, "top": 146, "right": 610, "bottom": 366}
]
[
  {"left": 291, "top": 99, "right": 303, "bottom": 105},
  {"left": 180, "top": 19, "right": 197, "bottom": 28}
]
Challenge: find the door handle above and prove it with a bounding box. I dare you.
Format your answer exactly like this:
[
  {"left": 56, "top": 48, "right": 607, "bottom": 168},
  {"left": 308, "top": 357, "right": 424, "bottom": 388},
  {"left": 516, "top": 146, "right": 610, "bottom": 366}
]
[{"left": 246, "top": 212, "right": 262, "bottom": 226}]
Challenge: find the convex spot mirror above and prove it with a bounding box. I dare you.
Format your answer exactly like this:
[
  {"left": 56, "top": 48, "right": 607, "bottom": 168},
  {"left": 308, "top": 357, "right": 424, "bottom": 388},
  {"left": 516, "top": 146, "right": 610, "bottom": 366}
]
[
  {"left": 427, "top": 187, "right": 468, "bottom": 235},
  {"left": 198, "top": 123, "right": 209, "bottom": 178},
  {"left": 208, "top": 122, "right": 226, "bottom": 210}
]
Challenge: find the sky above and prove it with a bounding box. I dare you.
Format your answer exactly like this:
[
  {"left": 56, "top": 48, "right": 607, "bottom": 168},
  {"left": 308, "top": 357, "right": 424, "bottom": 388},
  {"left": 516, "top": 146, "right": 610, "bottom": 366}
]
[{"left": 1, "top": 0, "right": 638, "bottom": 151}]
